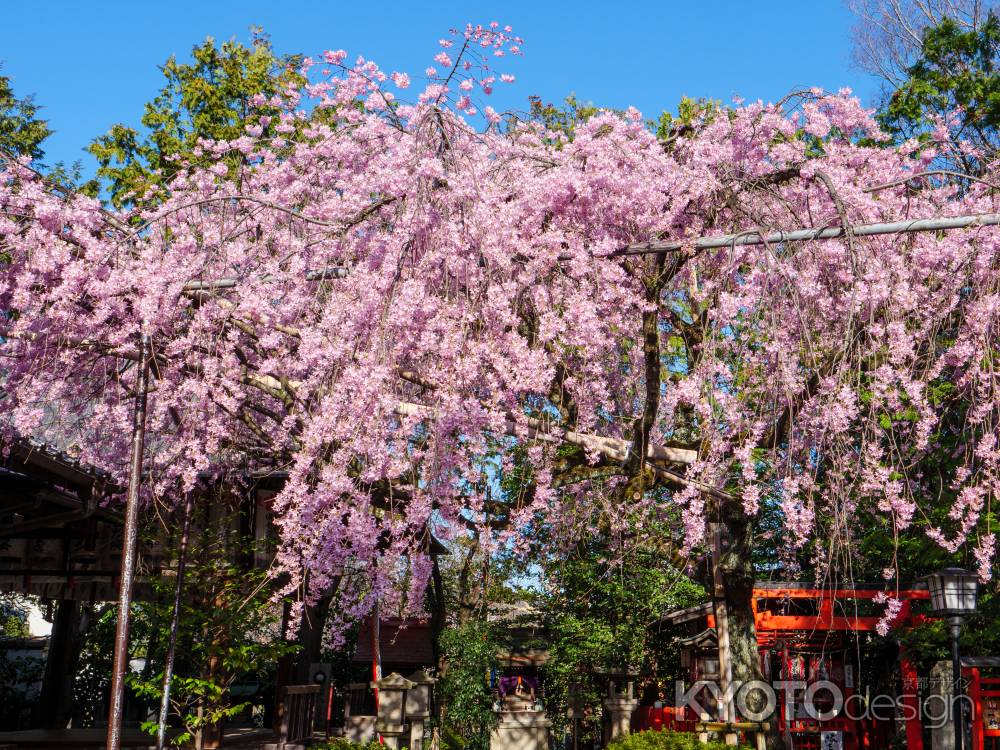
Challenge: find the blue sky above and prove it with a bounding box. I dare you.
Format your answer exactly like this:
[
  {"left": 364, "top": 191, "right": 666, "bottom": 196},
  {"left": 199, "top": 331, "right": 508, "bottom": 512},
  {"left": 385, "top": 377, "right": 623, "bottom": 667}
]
[{"left": 1, "top": 1, "right": 880, "bottom": 176}]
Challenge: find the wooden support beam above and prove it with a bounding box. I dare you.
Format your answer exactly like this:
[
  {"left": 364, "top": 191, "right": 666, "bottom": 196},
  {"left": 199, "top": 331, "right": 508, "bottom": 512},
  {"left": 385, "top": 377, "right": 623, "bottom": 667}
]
[
  {"left": 177, "top": 212, "right": 1000, "bottom": 283},
  {"left": 32, "top": 599, "right": 82, "bottom": 730},
  {"left": 393, "top": 401, "right": 696, "bottom": 465},
  {"left": 0, "top": 509, "right": 93, "bottom": 538}
]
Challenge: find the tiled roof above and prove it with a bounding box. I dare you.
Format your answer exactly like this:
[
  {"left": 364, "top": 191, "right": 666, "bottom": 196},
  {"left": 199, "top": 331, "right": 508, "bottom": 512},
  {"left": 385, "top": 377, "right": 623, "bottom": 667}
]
[{"left": 3, "top": 435, "right": 120, "bottom": 492}]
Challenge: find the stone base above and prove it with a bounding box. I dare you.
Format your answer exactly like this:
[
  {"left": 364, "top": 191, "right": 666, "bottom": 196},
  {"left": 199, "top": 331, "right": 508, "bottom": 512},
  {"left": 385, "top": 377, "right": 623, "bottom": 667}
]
[
  {"left": 490, "top": 708, "right": 552, "bottom": 750},
  {"left": 345, "top": 716, "right": 376, "bottom": 745},
  {"left": 377, "top": 723, "right": 407, "bottom": 750},
  {"left": 603, "top": 697, "right": 639, "bottom": 740},
  {"left": 931, "top": 660, "right": 955, "bottom": 750}
]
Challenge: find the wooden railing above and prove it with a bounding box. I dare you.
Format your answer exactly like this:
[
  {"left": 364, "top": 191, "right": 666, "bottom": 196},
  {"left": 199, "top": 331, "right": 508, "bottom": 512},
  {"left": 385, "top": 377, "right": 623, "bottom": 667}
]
[
  {"left": 274, "top": 685, "right": 320, "bottom": 750},
  {"left": 346, "top": 682, "right": 377, "bottom": 717}
]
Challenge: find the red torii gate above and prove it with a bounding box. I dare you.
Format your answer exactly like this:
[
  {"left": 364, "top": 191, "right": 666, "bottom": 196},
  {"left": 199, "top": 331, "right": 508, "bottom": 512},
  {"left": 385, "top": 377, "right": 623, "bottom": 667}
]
[
  {"left": 649, "top": 582, "right": 933, "bottom": 750},
  {"left": 965, "top": 657, "right": 1000, "bottom": 750},
  {"left": 742, "top": 583, "right": 929, "bottom": 750}
]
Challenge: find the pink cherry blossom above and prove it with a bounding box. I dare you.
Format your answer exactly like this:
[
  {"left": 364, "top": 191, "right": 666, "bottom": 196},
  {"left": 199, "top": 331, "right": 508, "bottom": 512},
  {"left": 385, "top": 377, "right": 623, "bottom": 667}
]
[
  {"left": 873, "top": 593, "right": 904, "bottom": 636},
  {"left": 0, "top": 28, "right": 997, "bottom": 632}
]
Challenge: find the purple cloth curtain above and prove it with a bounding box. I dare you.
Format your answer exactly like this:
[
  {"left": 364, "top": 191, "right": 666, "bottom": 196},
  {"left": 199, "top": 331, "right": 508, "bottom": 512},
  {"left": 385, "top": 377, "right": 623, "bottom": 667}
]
[{"left": 498, "top": 674, "right": 538, "bottom": 696}]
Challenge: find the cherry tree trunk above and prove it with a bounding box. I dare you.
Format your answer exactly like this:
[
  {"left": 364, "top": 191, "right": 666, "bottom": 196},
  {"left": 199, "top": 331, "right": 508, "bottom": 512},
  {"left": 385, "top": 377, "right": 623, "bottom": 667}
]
[
  {"left": 718, "top": 500, "right": 781, "bottom": 749},
  {"left": 294, "top": 595, "right": 332, "bottom": 683}
]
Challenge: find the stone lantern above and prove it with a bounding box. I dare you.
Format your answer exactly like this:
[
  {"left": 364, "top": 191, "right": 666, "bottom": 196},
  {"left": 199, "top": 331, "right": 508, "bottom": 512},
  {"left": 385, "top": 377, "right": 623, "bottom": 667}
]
[
  {"left": 372, "top": 672, "right": 416, "bottom": 749},
  {"left": 406, "top": 669, "right": 437, "bottom": 750},
  {"left": 602, "top": 670, "right": 639, "bottom": 741}
]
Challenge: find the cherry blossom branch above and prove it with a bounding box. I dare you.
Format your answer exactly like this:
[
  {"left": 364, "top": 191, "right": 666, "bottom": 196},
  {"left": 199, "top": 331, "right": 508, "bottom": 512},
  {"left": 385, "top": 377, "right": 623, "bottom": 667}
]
[
  {"left": 0, "top": 149, "right": 132, "bottom": 234},
  {"left": 133, "top": 194, "right": 398, "bottom": 236},
  {"left": 394, "top": 369, "right": 695, "bottom": 465}
]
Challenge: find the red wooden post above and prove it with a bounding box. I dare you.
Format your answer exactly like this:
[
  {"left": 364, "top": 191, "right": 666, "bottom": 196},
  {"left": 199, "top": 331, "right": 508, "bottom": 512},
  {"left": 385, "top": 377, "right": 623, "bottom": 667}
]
[
  {"left": 819, "top": 596, "right": 833, "bottom": 628},
  {"left": 968, "top": 667, "right": 983, "bottom": 750},
  {"left": 900, "top": 652, "right": 923, "bottom": 750}
]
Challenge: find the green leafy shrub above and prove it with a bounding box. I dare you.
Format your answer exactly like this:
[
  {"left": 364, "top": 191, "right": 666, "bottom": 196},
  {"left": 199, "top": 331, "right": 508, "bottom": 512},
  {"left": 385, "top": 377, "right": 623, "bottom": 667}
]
[
  {"left": 0, "top": 647, "right": 44, "bottom": 730},
  {"left": 438, "top": 620, "right": 500, "bottom": 750},
  {"left": 608, "top": 730, "right": 751, "bottom": 750},
  {"left": 0, "top": 594, "right": 31, "bottom": 638},
  {"left": 312, "top": 739, "right": 384, "bottom": 750},
  {"left": 536, "top": 536, "right": 705, "bottom": 742},
  {"left": 124, "top": 506, "right": 296, "bottom": 746},
  {"left": 440, "top": 724, "right": 468, "bottom": 750}
]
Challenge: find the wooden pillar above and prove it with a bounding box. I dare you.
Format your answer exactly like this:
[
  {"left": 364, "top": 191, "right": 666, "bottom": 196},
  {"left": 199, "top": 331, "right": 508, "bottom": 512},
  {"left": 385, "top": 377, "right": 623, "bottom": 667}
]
[
  {"left": 273, "top": 600, "right": 294, "bottom": 731},
  {"left": 33, "top": 599, "right": 82, "bottom": 729},
  {"left": 900, "top": 651, "right": 924, "bottom": 750},
  {"left": 968, "top": 666, "right": 983, "bottom": 750}
]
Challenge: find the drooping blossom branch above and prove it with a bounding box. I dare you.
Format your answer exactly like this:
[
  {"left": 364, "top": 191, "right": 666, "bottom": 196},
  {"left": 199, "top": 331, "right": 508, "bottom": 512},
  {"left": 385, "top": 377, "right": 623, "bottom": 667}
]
[{"left": 1, "top": 36, "right": 998, "bottom": 631}]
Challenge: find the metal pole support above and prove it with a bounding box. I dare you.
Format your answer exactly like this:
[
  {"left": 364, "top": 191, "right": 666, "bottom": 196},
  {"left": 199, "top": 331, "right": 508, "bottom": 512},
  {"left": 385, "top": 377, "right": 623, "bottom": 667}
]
[{"left": 950, "top": 616, "right": 965, "bottom": 750}]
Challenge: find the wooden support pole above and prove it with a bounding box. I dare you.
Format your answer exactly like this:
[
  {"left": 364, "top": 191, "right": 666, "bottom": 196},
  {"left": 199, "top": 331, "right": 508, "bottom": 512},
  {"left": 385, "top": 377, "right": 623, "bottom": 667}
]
[
  {"left": 33, "top": 598, "right": 81, "bottom": 729},
  {"left": 372, "top": 599, "right": 382, "bottom": 699},
  {"left": 106, "top": 333, "right": 151, "bottom": 750},
  {"left": 180, "top": 212, "right": 1000, "bottom": 283},
  {"left": 156, "top": 491, "right": 194, "bottom": 750}
]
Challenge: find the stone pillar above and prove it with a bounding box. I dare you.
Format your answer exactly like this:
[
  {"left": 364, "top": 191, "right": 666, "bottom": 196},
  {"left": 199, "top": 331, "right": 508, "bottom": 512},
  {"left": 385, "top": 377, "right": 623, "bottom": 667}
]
[
  {"left": 344, "top": 682, "right": 377, "bottom": 744},
  {"left": 931, "top": 660, "right": 955, "bottom": 750},
  {"left": 345, "top": 716, "right": 377, "bottom": 745},
  {"left": 373, "top": 672, "right": 416, "bottom": 750},
  {"left": 309, "top": 662, "right": 333, "bottom": 736},
  {"left": 410, "top": 719, "right": 425, "bottom": 750},
  {"left": 406, "top": 669, "right": 437, "bottom": 750},
  {"left": 380, "top": 729, "right": 404, "bottom": 750},
  {"left": 603, "top": 679, "right": 639, "bottom": 741}
]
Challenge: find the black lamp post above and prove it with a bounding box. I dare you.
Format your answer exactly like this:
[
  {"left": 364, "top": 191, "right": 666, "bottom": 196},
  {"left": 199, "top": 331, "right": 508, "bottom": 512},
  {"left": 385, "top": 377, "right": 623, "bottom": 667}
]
[{"left": 926, "top": 567, "right": 979, "bottom": 750}]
